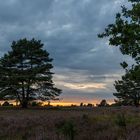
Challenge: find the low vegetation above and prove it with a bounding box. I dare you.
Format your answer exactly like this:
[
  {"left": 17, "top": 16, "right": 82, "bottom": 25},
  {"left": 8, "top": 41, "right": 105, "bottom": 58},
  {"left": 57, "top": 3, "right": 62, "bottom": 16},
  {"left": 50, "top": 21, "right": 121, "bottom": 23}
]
[{"left": 0, "top": 107, "right": 140, "bottom": 140}]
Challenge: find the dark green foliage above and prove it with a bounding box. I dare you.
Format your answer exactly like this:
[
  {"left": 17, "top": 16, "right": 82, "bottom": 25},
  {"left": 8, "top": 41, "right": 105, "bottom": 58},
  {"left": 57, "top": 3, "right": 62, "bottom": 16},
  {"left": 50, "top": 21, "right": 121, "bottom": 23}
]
[
  {"left": 0, "top": 38, "right": 61, "bottom": 108},
  {"left": 115, "top": 113, "right": 127, "bottom": 140},
  {"left": 115, "top": 113, "right": 126, "bottom": 129},
  {"left": 99, "top": 0, "right": 140, "bottom": 106},
  {"left": 31, "top": 101, "right": 42, "bottom": 107},
  {"left": 114, "top": 65, "right": 140, "bottom": 107},
  {"left": 55, "top": 120, "right": 76, "bottom": 140},
  {"left": 98, "top": 0, "right": 140, "bottom": 63}
]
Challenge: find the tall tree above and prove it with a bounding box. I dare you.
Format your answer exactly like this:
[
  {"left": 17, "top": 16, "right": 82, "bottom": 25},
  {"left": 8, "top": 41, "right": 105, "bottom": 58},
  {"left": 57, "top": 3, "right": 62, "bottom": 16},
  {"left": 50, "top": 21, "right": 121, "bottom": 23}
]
[
  {"left": 98, "top": 0, "right": 140, "bottom": 106},
  {"left": 0, "top": 38, "right": 61, "bottom": 108},
  {"left": 114, "top": 65, "right": 140, "bottom": 106}
]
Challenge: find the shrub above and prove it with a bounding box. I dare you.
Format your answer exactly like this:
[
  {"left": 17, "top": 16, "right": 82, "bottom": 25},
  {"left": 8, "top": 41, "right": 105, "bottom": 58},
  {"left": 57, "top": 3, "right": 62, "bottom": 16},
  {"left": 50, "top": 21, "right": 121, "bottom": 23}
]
[
  {"left": 115, "top": 113, "right": 126, "bottom": 128},
  {"left": 31, "top": 101, "right": 42, "bottom": 107},
  {"left": 55, "top": 120, "right": 76, "bottom": 140}
]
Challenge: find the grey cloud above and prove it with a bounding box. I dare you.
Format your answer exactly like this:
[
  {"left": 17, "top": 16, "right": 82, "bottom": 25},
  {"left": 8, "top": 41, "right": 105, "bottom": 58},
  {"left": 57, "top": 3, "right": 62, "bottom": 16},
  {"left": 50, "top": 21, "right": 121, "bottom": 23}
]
[{"left": 0, "top": 0, "right": 130, "bottom": 102}]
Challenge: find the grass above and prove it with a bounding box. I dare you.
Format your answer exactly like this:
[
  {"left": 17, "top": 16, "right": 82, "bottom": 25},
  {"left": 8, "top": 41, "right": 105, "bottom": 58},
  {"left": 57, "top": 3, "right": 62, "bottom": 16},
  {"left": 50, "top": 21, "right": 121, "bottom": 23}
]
[{"left": 0, "top": 107, "right": 140, "bottom": 140}]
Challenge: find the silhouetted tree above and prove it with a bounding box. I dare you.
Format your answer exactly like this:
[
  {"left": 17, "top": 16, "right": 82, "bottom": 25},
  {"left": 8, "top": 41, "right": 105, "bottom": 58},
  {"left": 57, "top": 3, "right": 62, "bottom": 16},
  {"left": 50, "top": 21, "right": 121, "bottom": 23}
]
[
  {"left": 71, "top": 104, "right": 77, "bottom": 107},
  {"left": 0, "top": 38, "right": 61, "bottom": 108},
  {"left": 80, "top": 102, "right": 83, "bottom": 107},
  {"left": 87, "top": 103, "right": 93, "bottom": 107},
  {"left": 2, "top": 101, "right": 13, "bottom": 106},
  {"left": 98, "top": 99, "right": 109, "bottom": 107},
  {"left": 99, "top": 0, "right": 140, "bottom": 106}
]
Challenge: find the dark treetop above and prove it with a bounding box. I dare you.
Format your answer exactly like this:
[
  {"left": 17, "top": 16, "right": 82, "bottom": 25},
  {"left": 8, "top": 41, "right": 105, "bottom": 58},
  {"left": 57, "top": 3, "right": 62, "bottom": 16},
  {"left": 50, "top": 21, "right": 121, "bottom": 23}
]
[{"left": 0, "top": 38, "right": 61, "bottom": 108}]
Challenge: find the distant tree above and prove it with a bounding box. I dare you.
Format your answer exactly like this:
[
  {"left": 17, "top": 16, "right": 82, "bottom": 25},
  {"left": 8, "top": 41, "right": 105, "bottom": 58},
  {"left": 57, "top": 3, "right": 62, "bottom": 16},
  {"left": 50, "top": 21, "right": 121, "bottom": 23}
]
[
  {"left": 98, "top": 0, "right": 140, "bottom": 106},
  {"left": 0, "top": 38, "right": 61, "bottom": 108},
  {"left": 98, "top": 99, "right": 109, "bottom": 107},
  {"left": 2, "top": 101, "right": 13, "bottom": 106},
  {"left": 71, "top": 104, "right": 77, "bottom": 107},
  {"left": 87, "top": 103, "right": 93, "bottom": 107},
  {"left": 80, "top": 102, "right": 83, "bottom": 107}
]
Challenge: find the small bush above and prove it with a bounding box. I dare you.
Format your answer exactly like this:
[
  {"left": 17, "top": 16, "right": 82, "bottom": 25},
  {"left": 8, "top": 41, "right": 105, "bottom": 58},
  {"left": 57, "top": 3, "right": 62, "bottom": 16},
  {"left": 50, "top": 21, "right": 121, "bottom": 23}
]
[
  {"left": 31, "top": 101, "right": 42, "bottom": 107},
  {"left": 55, "top": 120, "right": 76, "bottom": 140},
  {"left": 115, "top": 113, "right": 126, "bottom": 128}
]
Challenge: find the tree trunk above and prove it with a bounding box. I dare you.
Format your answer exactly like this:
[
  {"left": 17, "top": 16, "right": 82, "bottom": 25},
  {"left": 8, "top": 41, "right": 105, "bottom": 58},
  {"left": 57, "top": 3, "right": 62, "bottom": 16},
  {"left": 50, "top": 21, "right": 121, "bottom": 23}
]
[{"left": 21, "top": 99, "right": 28, "bottom": 108}]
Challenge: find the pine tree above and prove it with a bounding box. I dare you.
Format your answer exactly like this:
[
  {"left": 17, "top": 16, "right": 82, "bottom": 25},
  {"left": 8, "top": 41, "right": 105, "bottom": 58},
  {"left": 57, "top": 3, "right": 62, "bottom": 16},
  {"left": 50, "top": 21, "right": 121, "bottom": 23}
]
[{"left": 0, "top": 38, "right": 61, "bottom": 108}]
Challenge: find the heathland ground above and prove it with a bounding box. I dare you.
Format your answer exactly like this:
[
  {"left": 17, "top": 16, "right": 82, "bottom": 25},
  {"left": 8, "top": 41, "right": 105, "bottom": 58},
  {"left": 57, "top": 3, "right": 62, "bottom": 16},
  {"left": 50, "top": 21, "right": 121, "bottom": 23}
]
[{"left": 0, "top": 107, "right": 140, "bottom": 140}]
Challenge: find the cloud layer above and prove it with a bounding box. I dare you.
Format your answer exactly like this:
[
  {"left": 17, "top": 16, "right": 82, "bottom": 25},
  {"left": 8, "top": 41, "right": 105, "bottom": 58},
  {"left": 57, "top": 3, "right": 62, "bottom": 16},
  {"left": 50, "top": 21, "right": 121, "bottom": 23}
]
[{"left": 0, "top": 0, "right": 131, "bottom": 104}]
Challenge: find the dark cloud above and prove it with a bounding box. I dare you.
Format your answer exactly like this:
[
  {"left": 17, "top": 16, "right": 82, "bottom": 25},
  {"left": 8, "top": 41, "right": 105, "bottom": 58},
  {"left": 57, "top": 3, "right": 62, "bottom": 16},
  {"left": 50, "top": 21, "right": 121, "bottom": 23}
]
[{"left": 0, "top": 0, "right": 130, "bottom": 103}]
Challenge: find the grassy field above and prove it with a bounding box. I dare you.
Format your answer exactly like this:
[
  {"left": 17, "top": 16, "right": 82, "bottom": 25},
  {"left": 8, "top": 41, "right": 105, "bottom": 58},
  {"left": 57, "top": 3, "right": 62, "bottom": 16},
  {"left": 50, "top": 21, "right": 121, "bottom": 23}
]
[{"left": 0, "top": 107, "right": 140, "bottom": 140}]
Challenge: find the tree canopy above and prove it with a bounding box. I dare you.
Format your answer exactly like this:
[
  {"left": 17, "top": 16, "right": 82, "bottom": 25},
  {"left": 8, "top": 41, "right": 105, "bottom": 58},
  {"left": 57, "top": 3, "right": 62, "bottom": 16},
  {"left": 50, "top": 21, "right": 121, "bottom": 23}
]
[
  {"left": 114, "top": 65, "right": 140, "bottom": 106},
  {"left": 0, "top": 38, "right": 61, "bottom": 108},
  {"left": 99, "top": 0, "right": 140, "bottom": 106}
]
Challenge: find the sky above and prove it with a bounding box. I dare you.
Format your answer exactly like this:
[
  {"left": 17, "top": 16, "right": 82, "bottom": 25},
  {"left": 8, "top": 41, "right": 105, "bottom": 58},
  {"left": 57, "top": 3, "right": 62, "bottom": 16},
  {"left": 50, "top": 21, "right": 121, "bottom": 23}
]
[{"left": 0, "top": 0, "right": 132, "bottom": 105}]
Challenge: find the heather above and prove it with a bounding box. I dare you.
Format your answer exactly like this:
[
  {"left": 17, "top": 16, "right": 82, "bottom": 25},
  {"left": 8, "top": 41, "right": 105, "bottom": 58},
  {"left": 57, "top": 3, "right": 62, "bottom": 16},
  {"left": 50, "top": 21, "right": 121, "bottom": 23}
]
[{"left": 0, "top": 107, "right": 140, "bottom": 140}]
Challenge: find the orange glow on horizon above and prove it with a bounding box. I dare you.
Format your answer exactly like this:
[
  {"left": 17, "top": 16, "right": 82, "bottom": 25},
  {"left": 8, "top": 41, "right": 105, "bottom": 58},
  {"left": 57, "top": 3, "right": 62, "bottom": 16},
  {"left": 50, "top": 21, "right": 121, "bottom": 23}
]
[
  {"left": 43, "top": 99, "right": 114, "bottom": 106},
  {"left": 0, "top": 99, "right": 114, "bottom": 106}
]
